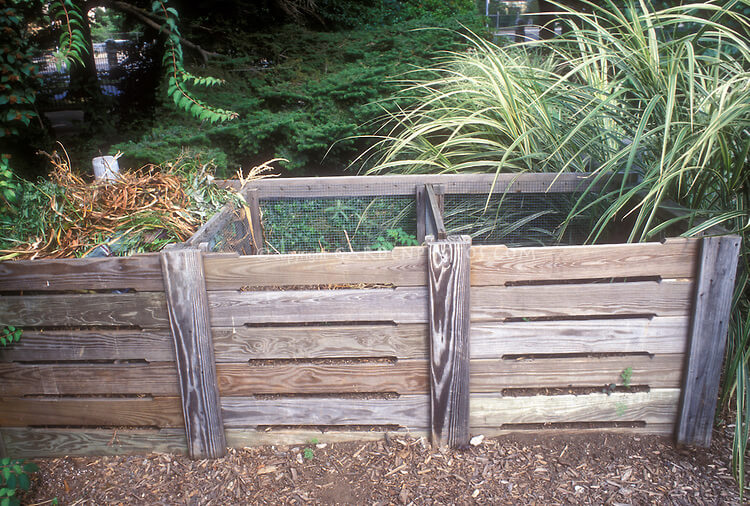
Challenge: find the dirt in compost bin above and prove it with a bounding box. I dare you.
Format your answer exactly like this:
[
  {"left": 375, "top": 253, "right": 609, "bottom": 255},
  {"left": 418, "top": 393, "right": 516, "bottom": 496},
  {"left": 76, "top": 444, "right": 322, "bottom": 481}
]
[{"left": 20, "top": 423, "right": 748, "bottom": 505}]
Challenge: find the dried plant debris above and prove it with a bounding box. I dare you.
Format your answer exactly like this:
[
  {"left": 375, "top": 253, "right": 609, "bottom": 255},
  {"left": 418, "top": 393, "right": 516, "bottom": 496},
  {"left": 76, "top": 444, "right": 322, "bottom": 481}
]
[
  {"left": 0, "top": 149, "right": 267, "bottom": 260},
  {"left": 20, "top": 425, "right": 747, "bottom": 504}
]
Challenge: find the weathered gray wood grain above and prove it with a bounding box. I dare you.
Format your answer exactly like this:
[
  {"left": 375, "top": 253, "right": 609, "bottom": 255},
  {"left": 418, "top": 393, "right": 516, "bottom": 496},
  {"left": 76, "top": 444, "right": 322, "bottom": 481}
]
[
  {"left": 0, "top": 329, "right": 174, "bottom": 362},
  {"left": 677, "top": 235, "right": 742, "bottom": 446},
  {"left": 215, "top": 172, "right": 599, "bottom": 198},
  {"left": 222, "top": 396, "right": 430, "bottom": 428},
  {"left": 0, "top": 362, "right": 179, "bottom": 396},
  {"left": 0, "top": 254, "right": 164, "bottom": 292},
  {"left": 471, "top": 280, "right": 693, "bottom": 321},
  {"left": 0, "top": 428, "right": 187, "bottom": 457},
  {"left": 0, "top": 292, "right": 168, "bottom": 328},
  {"left": 160, "top": 248, "right": 226, "bottom": 459},
  {"left": 470, "top": 238, "right": 700, "bottom": 286},
  {"left": 427, "top": 236, "right": 471, "bottom": 448},
  {"left": 208, "top": 287, "right": 428, "bottom": 325},
  {"left": 203, "top": 247, "right": 427, "bottom": 289},
  {"left": 470, "top": 317, "right": 689, "bottom": 357},
  {"left": 471, "top": 389, "right": 680, "bottom": 426},
  {"left": 211, "top": 324, "right": 428, "bottom": 361}
]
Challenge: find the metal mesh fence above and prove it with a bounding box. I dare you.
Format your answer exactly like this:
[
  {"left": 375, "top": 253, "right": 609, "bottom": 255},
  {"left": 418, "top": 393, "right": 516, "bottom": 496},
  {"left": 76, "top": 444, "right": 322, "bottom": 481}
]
[
  {"left": 260, "top": 196, "right": 418, "bottom": 253},
  {"left": 193, "top": 189, "right": 593, "bottom": 255},
  {"left": 444, "top": 192, "right": 590, "bottom": 247}
]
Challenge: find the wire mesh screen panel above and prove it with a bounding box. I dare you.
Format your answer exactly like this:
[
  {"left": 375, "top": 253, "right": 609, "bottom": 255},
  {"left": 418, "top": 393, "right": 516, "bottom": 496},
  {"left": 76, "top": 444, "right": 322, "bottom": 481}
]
[
  {"left": 189, "top": 203, "right": 256, "bottom": 254},
  {"left": 443, "top": 192, "right": 590, "bottom": 247},
  {"left": 261, "top": 196, "right": 418, "bottom": 253}
]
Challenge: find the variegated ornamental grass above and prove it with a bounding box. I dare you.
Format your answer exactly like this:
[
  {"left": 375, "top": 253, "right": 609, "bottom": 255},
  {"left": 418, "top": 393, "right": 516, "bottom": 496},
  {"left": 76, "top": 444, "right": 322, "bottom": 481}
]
[{"left": 360, "top": 0, "right": 750, "bottom": 494}]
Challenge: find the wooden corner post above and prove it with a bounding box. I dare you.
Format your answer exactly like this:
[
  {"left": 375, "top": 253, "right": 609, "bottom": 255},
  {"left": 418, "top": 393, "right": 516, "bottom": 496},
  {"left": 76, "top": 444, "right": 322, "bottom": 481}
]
[
  {"left": 427, "top": 235, "right": 472, "bottom": 448},
  {"left": 160, "top": 248, "right": 227, "bottom": 458},
  {"left": 677, "top": 235, "right": 742, "bottom": 446}
]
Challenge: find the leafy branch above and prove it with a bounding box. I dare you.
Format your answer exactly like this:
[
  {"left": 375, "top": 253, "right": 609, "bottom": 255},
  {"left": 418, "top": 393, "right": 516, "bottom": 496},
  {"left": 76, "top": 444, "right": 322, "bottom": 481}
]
[
  {"left": 153, "top": 0, "right": 238, "bottom": 123},
  {"left": 49, "top": 0, "right": 88, "bottom": 66}
]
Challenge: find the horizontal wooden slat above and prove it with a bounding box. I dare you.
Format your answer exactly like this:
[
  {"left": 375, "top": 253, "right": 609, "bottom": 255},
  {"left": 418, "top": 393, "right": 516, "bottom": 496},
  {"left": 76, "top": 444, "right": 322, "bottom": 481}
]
[
  {"left": 0, "top": 255, "right": 164, "bottom": 292},
  {"left": 0, "top": 329, "right": 174, "bottom": 362},
  {"left": 217, "top": 361, "right": 428, "bottom": 396},
  {"left": 225, "top": 429, "right": 426, "bottom": 449},
  {"left": 470, "top": 355, "right": 684, "bottom": 390},
  {"left": 216, "top": 172, "right": 598, "bottom": 198},
  {"left": 203, "top": 247, "right": 426, "bottom": 289},
  {"left": 211, "top": 324, "right": 427, "bottom": 361},
  {"left": 208, "top": 288, "right": 427, "bottom": 325},
  {"left": 221, "top": 395, "right": 430, "bottom": 428},
  {"left": 0, "top": 363, "right": 179, "bottom": 396},
  {"left": 0, "top": 292, "right": 168, "bottom": 328},
  {"left": 470, "top": 238, "right": 699, "bottom": 285},
  {"left": 471, "top": 316, "right": 689, "bottom": 357},
  {"left": 470, "top": 389, "right": 680, "bottom": 426},
  {"left": 471, "top": 280, "right": 693, "bottom": 321},
  {"left": 0, "top": 397, "right": 183, "bottom": 427},
  {"left": 0, "top": 428, "right": 187, "bottom": 458}
]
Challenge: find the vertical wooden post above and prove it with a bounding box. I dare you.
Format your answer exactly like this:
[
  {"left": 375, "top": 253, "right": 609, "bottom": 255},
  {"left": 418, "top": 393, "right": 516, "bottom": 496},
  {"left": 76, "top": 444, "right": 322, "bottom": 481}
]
[
  {"left": 427, "top": 235, "right": 472, "bottom": 448},
  {"left": 244, "top": 189, "right": 264, "bottom": 254},
  {"left": 417, "top": 184, "right": 446, "bottom": 243},
  {"left": 160, "top": 248, "right": 226, "bottom": 459},
  {"left": 677, "top": 235, "right": 741, "bottom": 446}
]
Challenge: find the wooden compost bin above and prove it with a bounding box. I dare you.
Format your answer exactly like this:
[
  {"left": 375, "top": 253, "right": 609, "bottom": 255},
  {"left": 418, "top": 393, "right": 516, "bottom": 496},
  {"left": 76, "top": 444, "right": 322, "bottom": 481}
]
[{"left": 0, "top": 173, "right": 741, "bottom": 459}]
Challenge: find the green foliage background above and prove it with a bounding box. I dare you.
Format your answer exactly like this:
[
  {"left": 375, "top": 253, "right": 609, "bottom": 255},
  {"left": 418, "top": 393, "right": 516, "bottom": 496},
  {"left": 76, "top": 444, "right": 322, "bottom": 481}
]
[{"left": 109, "top": 2, "right": 483, "bottom": 176}]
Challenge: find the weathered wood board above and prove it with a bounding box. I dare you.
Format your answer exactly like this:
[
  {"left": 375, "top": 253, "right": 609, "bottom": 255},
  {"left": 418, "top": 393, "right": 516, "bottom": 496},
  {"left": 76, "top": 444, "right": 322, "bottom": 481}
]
[
  {"left": 211, "top": 324, "right": 428, "bottom": 361},
  {"left": 216, "top": 361, "right": 428, "bottom": 396},
  {"left": 470, "top": 238, "right": 699, "bottom": 285},
  {"left": 0, "top": 363, "right": 179, "bottom": 396},
  {"left": 471, "top": 389, "right": 680, "bottom": 426},
  {"left": 203, "top": 248, "right": 426, "bottom": 289},
  {"left": 161, "top": 248, "right": 226, "bottom": 459},
  {"left": 0, "top": 292, "right": 168, "bottom": 328},
  {"left": 471, "top": 280, "right": 693, "bottom": 321},
  {"left": 0, "top": 255, "right": 164, "bottom": 292},
  {"left": 470, "top": 354, "right": 684, "bottom": 390},
  {"left": 0, "top": 397, "right": 183, "bottom": 427},
  {"left": 427, "top": 236, "right": 471, "bottom": 447},
  {"left": 677, "top": 235, "right": 742, "bottom": 446},
  {"left": 216, "top": 172, "right": 597, "bottom": 198},
  {"left": 471, "top": 316, "right": 689, "bottom": 357},
  {"left": 222, "top": 396, "right": 431, "bottom": 428},
  {"left": 0, "top": 329, "right": 174, "bottom": 362},
  {"left": 0, "top": 428, "right": 188, "bottom": 458},
  {"left": 208, "top": 288, "right": 428, "bottom": 325}
]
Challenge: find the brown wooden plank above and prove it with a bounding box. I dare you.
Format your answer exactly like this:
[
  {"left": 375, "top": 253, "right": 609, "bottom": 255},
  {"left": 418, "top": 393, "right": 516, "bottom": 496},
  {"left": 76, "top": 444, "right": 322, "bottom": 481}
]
[
  {"left": 211, "top": 324, "right": 428, "bottom": 361},
  {"left": 471, "top": 316, "right": 690, "bottom": 358},
  {"left": 0, "top": 397, "right": 183, "bottom": 427},
  {"left": 0, "top": 363, "right": 179, "bottom": 396},
  {"left": 470, "top": 389, "right": 680, "bottom": 427},
  {"left": 208, "top": 287, "right": 428, "bottom": 325},
  {"left": 470, "top": 238, "right": 699, "bottom": 286},
  {"left": 0, "top": 255, "right": 164, "bottom": 292},
  {"left": 470, "top": 354, "right": 684, "bottom": 390},
  {"left": 427, "top": 236, "right": 471, "bottom": 447},
  {"left": 215, "top": 172, "right": 599, "bottom": 198},
  {"left": 0, "top": 329, "right": 174, "bottom": 362},
  {"left": 677, "top": 235, "right": 742, "bottom": 447},
  {"left": 0, "top": 428, "right": 188, "bottom": 457},
  {"left": 423, "top": 184, "right": 447, "bottom": 240},
  {"left": 203, "top": 247, "right": 426, "bottom": 289},
  {"left": 222, "top": 395, "right": 430, "bottom": 428},
  {"left": 186, "top": 201, "right": 239, "bottom": 248},
  {"left": 216, "top": 360, "right": 428, "bottom": 396},
  {"left": 471, "top": 280, "right": 693, "bottom": 321},
  {"left": 161, "top": 248, "right": 226, "bottom": 459},
  {"left": 0, "top": 292, "right": 167, "bottom": 328}
]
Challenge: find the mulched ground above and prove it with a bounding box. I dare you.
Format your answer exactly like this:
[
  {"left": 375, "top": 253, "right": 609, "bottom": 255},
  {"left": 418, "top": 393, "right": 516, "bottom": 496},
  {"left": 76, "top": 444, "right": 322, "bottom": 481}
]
[{"left": 21, "top": 425, "right": 747, "bottom": 505}]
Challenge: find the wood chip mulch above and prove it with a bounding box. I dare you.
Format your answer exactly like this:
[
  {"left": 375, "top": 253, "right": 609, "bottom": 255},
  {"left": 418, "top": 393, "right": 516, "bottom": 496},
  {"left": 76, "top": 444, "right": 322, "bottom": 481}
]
[{"left": 21, "top": 425, "right": 747, "bottom": 505}]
